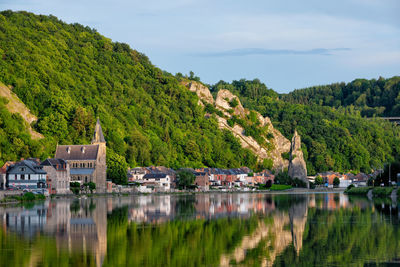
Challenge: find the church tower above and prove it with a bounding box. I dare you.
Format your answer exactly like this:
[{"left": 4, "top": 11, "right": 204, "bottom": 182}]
[{"left": 92, "top": 119, "right": 107, "bottom": 192}]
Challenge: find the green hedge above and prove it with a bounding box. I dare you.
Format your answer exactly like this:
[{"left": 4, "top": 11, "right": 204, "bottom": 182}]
[
  {"left": 270, "top": 184, "right": 293, "bottom": 191},
  {"left": 344, "top": 186, "right": 372, "bottom": 195},
  {"left": 372, "top": 187, "right": 394, "bottom": 197}
]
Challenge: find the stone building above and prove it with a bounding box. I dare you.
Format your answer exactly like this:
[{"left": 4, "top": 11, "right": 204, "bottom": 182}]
[
  {"left": 41, "top": 158, "right": 70, "bottom": 194},
  {"left": 55, "top": 119, "right": 107, "bottom": 192}
]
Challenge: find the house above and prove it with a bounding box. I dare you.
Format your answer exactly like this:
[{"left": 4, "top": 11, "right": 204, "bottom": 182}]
[
  {"left": 55, "top": 119, "right": 106, "bottom": 192},
  {"left": 127, "top": 167, "right": 147, "bottom": 182},
  {"left": 193, "top": 171, "right": 209, "bottom": 191},
  {"left": 0, "top": 161, "right": 14, "bottom": 190},
  {"left": 41, "top": 158, "right": 70, "bottom": 194},
  {"left": 142, "top": 173, "right": 171, "bottom": 192},
  {"left": 6, "top": 160, "right": 47, "bottom": 191}
]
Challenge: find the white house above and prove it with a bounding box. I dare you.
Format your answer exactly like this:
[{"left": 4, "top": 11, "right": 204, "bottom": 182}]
[{"left": 6, "top": 160, "right": 47, "bottom": 191}]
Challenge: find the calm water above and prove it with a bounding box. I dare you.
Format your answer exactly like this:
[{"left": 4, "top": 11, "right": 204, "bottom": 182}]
[{"left": 0, "top": 193, "right": 399, "bottom": 267}]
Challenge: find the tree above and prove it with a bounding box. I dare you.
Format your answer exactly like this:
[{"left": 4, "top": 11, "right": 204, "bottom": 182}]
[
  {"left": 107, "top": 151, "right": 128, "bottom": 184},
  {"left": 315, "top": 176, "right": 323, "bottom": 186},
  {"left": 88, "top": 182, "right": 96, "bottom": 193},
  {"left": 176, "top": 170, "right": 196, "bottom": 190},
  {"left": 333, "top": 177, "right": 340, "bottom": 187}
]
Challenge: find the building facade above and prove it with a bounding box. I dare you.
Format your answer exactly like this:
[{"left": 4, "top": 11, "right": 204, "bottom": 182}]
[
  {"left": 55, "top": 119, "right": 107, "bottom": 192},
  {"left": 6, "top": 160, "right": 47, "bottom": 191},
  {"left": 41, "top": 158, "right": 70, "bottom": 194}
]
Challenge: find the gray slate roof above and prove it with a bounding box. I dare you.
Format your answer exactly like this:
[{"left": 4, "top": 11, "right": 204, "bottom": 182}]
[
  {"left": 7, "top": 160, "right": 47, "bottom": 174},
  {"left": 41, "top": 158, "right": 68, "bottom": 170},
  {"left": 55, "top": 145, "right": 99, "bottom": 160}
]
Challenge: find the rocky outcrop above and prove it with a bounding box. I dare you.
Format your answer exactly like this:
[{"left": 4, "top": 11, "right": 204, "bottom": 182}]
[
  {"left": 288, "top": 130, "right": 308, "bottom": 186},
  {"left": 0, "top": 82, "right": 43, "bottom": 139},
  {"left": 186, "top": 81, "right": 307, "bottom": 173},
  {"left": 187, "top": 82, "right": 214, "bottom": 106}
]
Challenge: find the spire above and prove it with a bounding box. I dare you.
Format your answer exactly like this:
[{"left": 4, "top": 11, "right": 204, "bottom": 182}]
[{"left": 92, "top": 118, "right": 106, "bottom": 144}]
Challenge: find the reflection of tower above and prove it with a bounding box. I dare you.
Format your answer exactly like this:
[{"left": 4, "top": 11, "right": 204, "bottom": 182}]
[
  {"left": 289, "top": 196, "right": 308, "bottom": 255},
  {"left": 67, "top": 198, "right": 107, "bottom": 267}
]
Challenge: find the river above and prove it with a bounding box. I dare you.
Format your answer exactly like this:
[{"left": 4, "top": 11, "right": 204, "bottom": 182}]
[{"left": 0, "top": 193, "right": 398, "bottom": 266}]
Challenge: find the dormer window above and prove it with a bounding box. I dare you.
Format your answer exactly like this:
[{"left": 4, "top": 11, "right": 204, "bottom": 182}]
[
  {"left": 81, "top": 147, "right": 85, "bottom": 153},
  {"left": 67, "top": 147, "right": 71, "bottom": 154}
]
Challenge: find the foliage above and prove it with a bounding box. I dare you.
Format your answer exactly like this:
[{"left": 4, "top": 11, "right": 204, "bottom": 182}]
[
  {"left": 229, "top": 98, "right": 239, "bottom": 108},
  {"left": 213, "top": 79, "right": 400, "bottom": 174},
  {"left": 0, "top": 11, "right": 260, "bottom": 172},
  {"left": 314, "top": 176, "right": 323, "bottom": 185},
  {"left": 106, "top": 151, "right": 128, "bottom": 184},
  {"left": 70, "top": 182, "right": 80, "bottom": 194},
  {"left": 176, "top": 170, "right": 196, "bottom": 190},
  {"left": 270, "top": 184, "right": 292, "bottom": 190},
  {"left": 83, "top": 182, "right": 96, "bottom": 193},
  {"left": 344, "top": 186, "right": 372, "bottom": 195},
  {"left": 333, "top": 177, "right": 340, "bottom": 187},
  {"left": 282, "top": 76, "right": 400, "bottom": 117},
  {"left": 372, "top": 187, "right": 394, "bottom": 197}
]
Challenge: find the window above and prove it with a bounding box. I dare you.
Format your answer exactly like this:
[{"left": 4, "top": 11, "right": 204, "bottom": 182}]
[
  {"left": 28, "top": 174, "right": 30, "bottom": 180},
  {"left": 21, "top": 174, "right": 25, "bottom": 180}
]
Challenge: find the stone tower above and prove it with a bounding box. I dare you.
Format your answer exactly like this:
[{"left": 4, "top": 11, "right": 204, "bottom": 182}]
[{"left": 92, "top": 119, "right": 107, "bottom": 192}]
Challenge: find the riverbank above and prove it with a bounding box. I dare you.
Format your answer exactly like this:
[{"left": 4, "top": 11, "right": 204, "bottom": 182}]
[{"left": 345, "top": 186, "right": 398, "bottom": 198}]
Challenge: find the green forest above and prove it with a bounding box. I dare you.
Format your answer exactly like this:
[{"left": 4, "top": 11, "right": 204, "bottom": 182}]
[
  {"left": 281, "top": 76, "right": 400, "bottom": 117},
  {"left": 211, "top": 79, "right": 400, "bottom": 174},
  {"left": 0, "top": 10, "right": 400, "bottom": 177},
  {"left": 0, "top": 10, "right": 258, "bottom": 174}
]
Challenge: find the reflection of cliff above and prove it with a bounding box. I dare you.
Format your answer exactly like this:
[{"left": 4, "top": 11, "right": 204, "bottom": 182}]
[{"left": 220, "top": 197, "right": 308, "bottom": 266}]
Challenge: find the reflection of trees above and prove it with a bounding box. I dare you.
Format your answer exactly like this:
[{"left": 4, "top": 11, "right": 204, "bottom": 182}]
[
  {"left": 274, "top": 208, "right": 400, "bottom": 266},
  {"left": 175, "top": 196, "right": 196, "bottom": 218},
  {"left": 103, "top": 216, "right": 259, "bottom": 267}
]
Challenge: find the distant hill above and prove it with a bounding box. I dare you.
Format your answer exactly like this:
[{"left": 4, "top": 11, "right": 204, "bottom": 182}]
[
  {"left": 211, "top": 79, "right": 400, "bottom": 174},
  {"left": 281, "top": 77, "right": 400, "bottom": 117},
  {"left": 0, "top": 10, "right": 259, "bottom": 171},
  {"left": 1, "top": 10, "right": 399, "bottom": 176}
]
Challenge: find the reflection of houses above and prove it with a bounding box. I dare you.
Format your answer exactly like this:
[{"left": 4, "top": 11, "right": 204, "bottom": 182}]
[
  {"left": 41, "top": 159, "right": 70, "bottom": 194},
  {"left": 6, "top": 159, "right": 47, "bottom": 190},
  {"left": 3, "top": 204, "right": 47, "bottom": 236},
  {"left": 55, "top": 119, "right": 106, "bottom": 192}
]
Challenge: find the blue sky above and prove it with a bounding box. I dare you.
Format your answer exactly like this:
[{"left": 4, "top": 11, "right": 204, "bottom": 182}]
[{"left": 1, "top": 0, "right": 399, "bottom": 93}]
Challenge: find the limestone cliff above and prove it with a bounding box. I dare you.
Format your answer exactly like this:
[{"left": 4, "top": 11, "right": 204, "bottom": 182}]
[
  {"left": 288, "top": 130, "right": 308, "bottom": 186},
  {"left": 186, "top": 81, "right": 297, "bottom": 171}
]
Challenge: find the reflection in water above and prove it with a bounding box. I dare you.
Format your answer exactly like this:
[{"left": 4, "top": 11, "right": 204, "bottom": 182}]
[{"left": 0, "top": 193, "right": 398, "bottom": 266}]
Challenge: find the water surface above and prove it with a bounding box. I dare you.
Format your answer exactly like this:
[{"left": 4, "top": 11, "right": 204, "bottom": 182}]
[{"left": 0, "top": 193, "right": 399, "bottom": 266}]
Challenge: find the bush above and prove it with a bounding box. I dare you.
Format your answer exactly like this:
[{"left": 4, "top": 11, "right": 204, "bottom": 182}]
[
  {"left": 270, "top": 184, "right": 292, "bottom": 191},
  {"left": 22, "top": 192, "right": 36, "bottom": 201},
  {"left": 345, "top": 186, "right": 372, "bottom": 195},
  {"left": 372, "top": 187, "right": 394, "bottom": 197}
]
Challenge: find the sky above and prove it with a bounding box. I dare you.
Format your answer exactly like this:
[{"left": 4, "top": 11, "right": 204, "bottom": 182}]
[{"left": 1, "top": 0, "right": 399, "bottom": 93}]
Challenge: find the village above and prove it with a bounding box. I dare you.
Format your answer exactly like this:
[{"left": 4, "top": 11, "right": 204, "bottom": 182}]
[
  {"left": 0, "top": 119, "right": 377, "bottom": 197},
  {"left": 0, "top": 120, "right": 377, "bottom": 195}
]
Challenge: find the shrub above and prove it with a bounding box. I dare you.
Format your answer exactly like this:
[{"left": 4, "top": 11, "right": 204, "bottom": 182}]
[
  {"left": 345, "top": 186, "right": 372, "bottom": 195},
  {"left": 23, "top": 192, "right": 36, "bottom": 201},
  {"left": 270, "top": 184, "right": 292, "bottom": 191},
  {"left": 372, "top": 187, "right": 394, "bottom": 197}
]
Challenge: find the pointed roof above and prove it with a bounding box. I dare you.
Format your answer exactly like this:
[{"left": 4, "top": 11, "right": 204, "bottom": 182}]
[{"left": 92, "top": 118, "right": 106, "bottom": 143}]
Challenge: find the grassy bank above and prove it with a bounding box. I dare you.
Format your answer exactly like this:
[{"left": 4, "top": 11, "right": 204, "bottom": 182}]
[
  {"left": 372, "top": 187, "right": 394, "bottom": 197},
  {"left": 270, "top": 184, "right": 293, "bottom": 191},
  {"left": 1, "top": 192, "right": 46, "bottom": 204},
  {"left": 344, "top": 187, "right": 372, "bottom": 195}
]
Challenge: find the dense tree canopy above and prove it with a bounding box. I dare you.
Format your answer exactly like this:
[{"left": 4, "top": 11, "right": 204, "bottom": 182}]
[
  {"left": 0, "top": 10, "right": 258, "bottom": 171},
  {"left": 212, "top": 79, "right": 400, "bottom": 174},
  {"left": 282, "top": 76, "right": 400, "bottom": 117}
]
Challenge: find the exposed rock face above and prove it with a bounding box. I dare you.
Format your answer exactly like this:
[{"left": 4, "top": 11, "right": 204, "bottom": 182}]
[
  {"left": 186, "top": 81, "right": 307, "bottom": 172},
  {"left": 288, "top": 130, "right": 309, "bottom": 186},
  {"left": 187, "top": 82, "right": 214, "bottom": 106}
]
